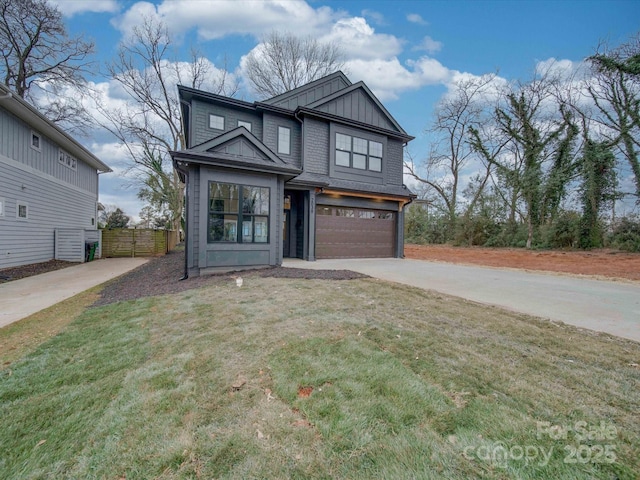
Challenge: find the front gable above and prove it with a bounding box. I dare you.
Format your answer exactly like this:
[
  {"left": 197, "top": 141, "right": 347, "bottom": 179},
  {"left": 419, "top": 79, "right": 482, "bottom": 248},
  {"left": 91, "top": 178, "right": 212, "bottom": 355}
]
[
  {"left": 262, "top": 71, "right": 351, "bottom": 110},
  {"left": 305, "top": 82, "right": 406, "bottom": 134},
  {"left": 192, "top": 127, "right": 282, "bottom": 165}
]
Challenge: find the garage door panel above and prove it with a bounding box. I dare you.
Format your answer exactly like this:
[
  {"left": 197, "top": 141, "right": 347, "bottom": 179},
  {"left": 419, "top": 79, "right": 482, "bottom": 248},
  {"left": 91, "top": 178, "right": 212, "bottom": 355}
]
[{"left": 316, "top": 206, "right": 396, "bottom": 259}]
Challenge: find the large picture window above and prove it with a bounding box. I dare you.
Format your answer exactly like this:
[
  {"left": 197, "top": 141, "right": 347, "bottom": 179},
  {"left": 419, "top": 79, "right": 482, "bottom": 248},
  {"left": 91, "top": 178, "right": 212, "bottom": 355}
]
[
  {"left": 208, "top": 182, "right": 270, "bottom": 243},
  {"left": 334, "top": 133, "right": 382, "bottom": 172}
]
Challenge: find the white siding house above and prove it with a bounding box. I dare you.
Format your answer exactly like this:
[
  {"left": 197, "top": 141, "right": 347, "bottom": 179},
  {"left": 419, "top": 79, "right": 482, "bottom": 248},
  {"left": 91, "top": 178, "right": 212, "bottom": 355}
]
[{"left": 0, "top": 83, "right": 111, "bottom": 269}]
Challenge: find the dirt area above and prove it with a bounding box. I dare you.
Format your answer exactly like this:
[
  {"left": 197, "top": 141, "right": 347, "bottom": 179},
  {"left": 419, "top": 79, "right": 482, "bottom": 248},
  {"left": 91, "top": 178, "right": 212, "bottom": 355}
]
[
  {"left": 405, "top": 244, "right": 640, "bottom": 281},
  {"left": 93, "top": 249, "right": 367, "bottom": 307},
  {"left": 0, "top": 260, "right": 76, "bottom": 284}
]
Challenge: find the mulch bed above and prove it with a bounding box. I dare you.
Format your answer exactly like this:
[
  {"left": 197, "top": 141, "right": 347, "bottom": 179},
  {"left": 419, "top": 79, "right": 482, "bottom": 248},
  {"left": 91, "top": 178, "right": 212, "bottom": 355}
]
[
  {"left": 0, "top": 260, "right": 76, "bottom": 284},
  {"left": 93, "top": 249, "right": 367, "bottom": 307}
]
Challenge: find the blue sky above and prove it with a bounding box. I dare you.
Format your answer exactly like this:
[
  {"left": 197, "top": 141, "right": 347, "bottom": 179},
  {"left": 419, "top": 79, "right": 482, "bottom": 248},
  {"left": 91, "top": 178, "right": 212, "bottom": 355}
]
[{"left": 51, "top": 0, "right": 640, "bottom": 221}]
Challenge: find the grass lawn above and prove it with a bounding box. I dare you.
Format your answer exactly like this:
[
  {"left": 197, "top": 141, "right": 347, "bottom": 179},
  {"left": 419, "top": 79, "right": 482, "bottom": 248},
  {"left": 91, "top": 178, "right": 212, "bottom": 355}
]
[{"left": 1, "top": 274, "right": 638, "bottom": 479}]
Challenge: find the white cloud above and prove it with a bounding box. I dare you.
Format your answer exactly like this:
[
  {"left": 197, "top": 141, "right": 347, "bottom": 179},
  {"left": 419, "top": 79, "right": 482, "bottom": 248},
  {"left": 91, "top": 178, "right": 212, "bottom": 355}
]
[
  {"left": 413, "top": 36, "right": 443, "bottom": 54},
  {"left": 361, "top": 9, "right": 386, "bottom": 26},
  {"left": 51, "top": 0, "right": 120, "bottom": 17},
  {"left": 112, "top": 0, "right": 343, "bottom": 40},
  {"left": 346, "top": 56, "right": 453, "bottom": 101},
  {"left": 320, "top": 17, "right": 403, "bottom": 60},
  {"left": 407, "top": 13, "right": 428, "bottom": 25}
]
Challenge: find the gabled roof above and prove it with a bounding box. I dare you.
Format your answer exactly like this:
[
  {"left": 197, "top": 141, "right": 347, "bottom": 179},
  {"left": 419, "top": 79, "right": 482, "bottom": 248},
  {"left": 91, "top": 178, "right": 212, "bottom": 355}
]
[
  {"left": 305, "top": 81, "right": 407, "bottom": 135},
  {"left": 0, "top": 83, "right": 111, "bottom": 173},
  {"left": 260, "top": 71, "right": 352, "bottom": 109},
  {"left": 172, "top": 127, "right": 301, "bottom": 178}
]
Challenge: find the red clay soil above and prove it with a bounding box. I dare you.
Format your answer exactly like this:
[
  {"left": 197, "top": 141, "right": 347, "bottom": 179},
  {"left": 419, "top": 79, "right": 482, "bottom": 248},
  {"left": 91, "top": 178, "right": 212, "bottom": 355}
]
[{"left": 405, "top": 244, "right": 640, "bottom": 282}]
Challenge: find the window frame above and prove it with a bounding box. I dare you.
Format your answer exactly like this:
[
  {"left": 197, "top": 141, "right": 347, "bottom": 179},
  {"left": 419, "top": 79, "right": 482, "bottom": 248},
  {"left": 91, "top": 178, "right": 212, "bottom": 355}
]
[
  {"left": 16, "top": 201, "right": 28, "bottom": 220},
  {"left": 30, "top": 131, "right": 41, "bottom": 152},
  {"left": 209, "top": 114, "right": 225, "bottom": 130},
  {"left": 277, "top": 126, "right": 291, "bottom": 155},
  {"left": 237, "top": 120, "right": 252, "bottom": 131},
  {"left": 0, "top": 197, "right": 5, "bottom": 217},
  {"left": 207, "top": 181, "right": 270, "bottom": 244},
  {"left": 58, "top": 149, "right": 78, "bottom": 171},
  {"left": 332, "top": 132, "right": 383, "bottom": 172}
]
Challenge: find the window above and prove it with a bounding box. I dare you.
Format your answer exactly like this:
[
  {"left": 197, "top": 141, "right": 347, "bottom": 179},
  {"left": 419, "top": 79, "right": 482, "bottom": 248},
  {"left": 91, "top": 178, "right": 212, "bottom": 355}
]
[
  {"left": 208, "top": 182, "right": 270, "bottom": 243},
  {"left": 237, "top": 120, "right": 252, "bottom": 131},
  {"left": 209, "top": 114, "right": 225, "bottom": 130},
  {"left": 17, "top": 202, "right": 28, "bottom": 219},
  {"left": 278, "top": 126, "right": 290, "bottom": 155},
  {"left": 31, "top": 132, "right": 41, "bottom": 152},
  {"left": 58, "top": 149, "right": 77, "bottom": 170},
  {"left": 0, "top": 197, "right": 4, "bottom": 216},
  {"left": 334, "top": 133, "right": 383, "bottom": 172}
]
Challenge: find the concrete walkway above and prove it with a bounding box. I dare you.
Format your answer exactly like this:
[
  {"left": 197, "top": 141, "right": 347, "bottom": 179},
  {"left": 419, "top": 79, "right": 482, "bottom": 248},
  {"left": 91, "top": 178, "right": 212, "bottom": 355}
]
[
  {"left": 0, "top": 257, "right": 147, "bottom": 328},
  {"left": 284, "top": 258, "right": 640, "bottom": 343}
]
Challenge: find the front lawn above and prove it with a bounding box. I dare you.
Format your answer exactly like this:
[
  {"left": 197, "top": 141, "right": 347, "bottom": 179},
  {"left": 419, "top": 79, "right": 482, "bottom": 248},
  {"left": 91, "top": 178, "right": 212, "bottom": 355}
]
[{"left": 1, "top": 275, "right": 638, "bottom": 479}]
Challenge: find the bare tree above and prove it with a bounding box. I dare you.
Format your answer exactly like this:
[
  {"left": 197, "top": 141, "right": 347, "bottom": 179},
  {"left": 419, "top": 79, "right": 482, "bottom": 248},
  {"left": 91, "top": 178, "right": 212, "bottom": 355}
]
[
  {"left": 405, "top": 74, "right": 502, "bottom": 234},
  {"left": 0, "top": 0, "right": 94, "bottom": 128},
  {"left": 587, "top": 34, "right": 640, "bottom": 201},
  {"left": 95, "top": 17, "right": 238, "bottom": 231},
  {"left": 244, "top": 30, "right": 344, "bottom": 99}
]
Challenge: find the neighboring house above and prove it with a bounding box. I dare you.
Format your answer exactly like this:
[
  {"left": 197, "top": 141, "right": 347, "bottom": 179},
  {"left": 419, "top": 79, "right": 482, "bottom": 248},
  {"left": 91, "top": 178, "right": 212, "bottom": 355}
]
[
  {"left": 0, "top": 83, "right": 111, "bottom": 269},
  {"left": 171, "top": 71, "right": 415, "bottom": 276}
]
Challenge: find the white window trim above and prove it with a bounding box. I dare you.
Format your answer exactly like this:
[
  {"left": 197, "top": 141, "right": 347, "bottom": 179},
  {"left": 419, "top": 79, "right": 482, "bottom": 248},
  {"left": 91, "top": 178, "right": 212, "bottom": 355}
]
[
  {"left": 58, "top": 148, "right": 78, "bottom": 171},
  {"left": 0, "top": 196, "right": 5, "bottom": 217},
  {"left": 16, "top": 201, "right": 28, "bottom": 220},
  {"left": 209, "top": 114, "right": 225, "bottom": 130},
  {"left": 278, "top": 126, "right": 291, "bottom": 155},
  {"left": 30, "top": 131, "right": 41, "bottom": 152}
]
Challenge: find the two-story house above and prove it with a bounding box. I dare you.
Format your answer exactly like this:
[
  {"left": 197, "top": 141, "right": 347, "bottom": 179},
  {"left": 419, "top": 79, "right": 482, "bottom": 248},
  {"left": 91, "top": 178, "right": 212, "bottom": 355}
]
[
  {"left": 0, "top": 83, "right": 111, "bottom": 269},
  {"left": 171, "top": 72, "right": 414, "bottom": 276}
]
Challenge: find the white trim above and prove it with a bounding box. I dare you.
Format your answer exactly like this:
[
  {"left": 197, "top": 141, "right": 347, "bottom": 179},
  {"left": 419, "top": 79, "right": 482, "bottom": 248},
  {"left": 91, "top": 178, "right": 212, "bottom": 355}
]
[
  {"left": 209, "top": 114, "right": 224, "bottom": 130},
  {"left": 277, "top": 126, "right": 291, "bottom": 155},
  {"left": 0, "top": 153, "right": 98, "bottom": 198},
  {"left": 0, "top": 196, "right": 5, "bottom": 216}
]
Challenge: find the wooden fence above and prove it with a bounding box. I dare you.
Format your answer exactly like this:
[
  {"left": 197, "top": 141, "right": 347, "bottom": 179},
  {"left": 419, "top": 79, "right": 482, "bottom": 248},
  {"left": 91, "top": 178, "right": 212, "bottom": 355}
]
[{"left": 101, "top": 228, "right": 178, "bottom": 258}]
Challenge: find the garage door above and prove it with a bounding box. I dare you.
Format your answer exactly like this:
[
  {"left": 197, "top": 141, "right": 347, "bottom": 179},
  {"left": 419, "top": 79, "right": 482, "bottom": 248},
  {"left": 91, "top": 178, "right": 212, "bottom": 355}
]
[{"left": 316, "top": 205, "right": 396, "bottom": 259}]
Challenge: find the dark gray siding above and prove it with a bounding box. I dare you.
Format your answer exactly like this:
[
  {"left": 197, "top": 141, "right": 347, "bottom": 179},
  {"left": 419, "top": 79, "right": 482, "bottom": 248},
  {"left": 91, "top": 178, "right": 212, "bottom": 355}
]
[
  {"left": 0, "top": 107, "right": 98, "bottom": 194},
  {"left": 303, "top": 118, "right": 329, "bottom": 175},
  {"left": 262, "top": 113, "right": 301, "bottom": 169},
  {"left": 269, "top": 76, "right": 349, "bottom": 109},
  {"left": 0, "top": 157, "right": 98, "bottom": 268},
  {"left": 315, "top": 89, "right": 396, "bottom": 131},
  {"left": 386, "top": 138, "right": 404, "bottom": 186},
  {"left": 191, "top": 99, "right": 263, "bottom": 147}
]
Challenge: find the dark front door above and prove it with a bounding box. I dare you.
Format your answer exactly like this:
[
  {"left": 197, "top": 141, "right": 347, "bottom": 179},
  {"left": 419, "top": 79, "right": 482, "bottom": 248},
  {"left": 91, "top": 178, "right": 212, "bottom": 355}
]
[{"left": 283, "top": 190, "right": 305, "bottom": 259}]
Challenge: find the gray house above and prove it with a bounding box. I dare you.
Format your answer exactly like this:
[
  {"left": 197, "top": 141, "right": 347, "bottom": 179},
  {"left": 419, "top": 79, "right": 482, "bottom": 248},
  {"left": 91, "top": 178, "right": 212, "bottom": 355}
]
[
  {"left": 0, "top": 83, "right": 111, "bottom": 269},
  {"left": 171, "top": 72, "right": 415, "bottom": 276}
]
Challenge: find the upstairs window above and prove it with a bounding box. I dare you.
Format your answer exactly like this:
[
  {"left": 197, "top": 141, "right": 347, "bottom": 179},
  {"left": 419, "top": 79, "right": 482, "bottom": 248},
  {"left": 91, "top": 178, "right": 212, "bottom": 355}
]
[
  {"left": 31, "top": 132, "right": 41, "bottom": 152},
  {"left": 237, "top": 120, "right": 252, "bottom": 131},
  {"left": 278, "top": 126, "right": 291, "bottom": 155},
  {"left": 334, "top": 133, "right": 383, "bottom": 172},
  {"left": 58, "top": 149, "right": 77, "bottom": 170},
  {"left": 208, "top": 182, "right": 270, "bottom": 244},
  {"left": 17, "top": 202, "right": 28, "bottom": 219},
  {"left": 209, "top": 114, "right": 225, "bottom": 130}
]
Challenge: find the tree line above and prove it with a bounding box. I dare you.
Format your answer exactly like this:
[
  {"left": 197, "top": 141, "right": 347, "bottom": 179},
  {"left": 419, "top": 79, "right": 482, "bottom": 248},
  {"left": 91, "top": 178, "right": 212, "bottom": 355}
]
[{"left": 405, "top": 34, "right": 640, "bottom": 251}]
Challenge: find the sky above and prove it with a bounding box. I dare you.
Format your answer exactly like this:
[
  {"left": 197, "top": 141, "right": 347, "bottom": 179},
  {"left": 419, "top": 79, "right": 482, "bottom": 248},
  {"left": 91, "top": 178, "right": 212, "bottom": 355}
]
[{"left": 49, "top": 0, "right": 640, "bottom": 222}]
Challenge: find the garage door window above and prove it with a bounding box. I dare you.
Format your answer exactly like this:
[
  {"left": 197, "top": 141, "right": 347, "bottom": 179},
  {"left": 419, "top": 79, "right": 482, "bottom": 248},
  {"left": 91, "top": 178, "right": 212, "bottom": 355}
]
[{"left": 208, "top": 182, "right": 270, "bottom": 243}]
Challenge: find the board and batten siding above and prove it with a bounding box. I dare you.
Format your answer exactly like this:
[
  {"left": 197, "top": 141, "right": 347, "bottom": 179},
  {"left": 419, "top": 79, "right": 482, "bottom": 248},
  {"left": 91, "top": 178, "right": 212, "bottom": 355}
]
[
  {"left": 0, "top": 154, "right": 98, "bottom": 268},
  {"left": 0, "top": 107, "right": 98, "bottom": 194}
]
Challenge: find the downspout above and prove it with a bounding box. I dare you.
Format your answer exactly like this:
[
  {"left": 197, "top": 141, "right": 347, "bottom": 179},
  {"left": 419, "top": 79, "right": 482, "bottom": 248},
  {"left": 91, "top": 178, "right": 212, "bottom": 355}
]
[
  {"left": 174, "top": 160, "right": 190, "bottom": 280},
  {"left": 177, "top": 99, "right": 191, "bottom": 280}
]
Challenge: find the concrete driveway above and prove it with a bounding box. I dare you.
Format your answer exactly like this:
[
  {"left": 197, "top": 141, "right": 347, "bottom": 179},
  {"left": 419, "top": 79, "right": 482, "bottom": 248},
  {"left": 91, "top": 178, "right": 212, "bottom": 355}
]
[
  {"left": 0, "top": 257, "right": 147, "bottom": 328},
  {"left": 284, "top": 258, "right": 640, "bottom": 343}
]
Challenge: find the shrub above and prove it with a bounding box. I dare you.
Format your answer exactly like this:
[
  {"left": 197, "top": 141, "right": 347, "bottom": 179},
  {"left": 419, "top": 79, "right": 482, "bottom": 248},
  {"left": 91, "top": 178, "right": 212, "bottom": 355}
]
[{"left": 608, "top": 215, "right": 640, "bottom": 252}]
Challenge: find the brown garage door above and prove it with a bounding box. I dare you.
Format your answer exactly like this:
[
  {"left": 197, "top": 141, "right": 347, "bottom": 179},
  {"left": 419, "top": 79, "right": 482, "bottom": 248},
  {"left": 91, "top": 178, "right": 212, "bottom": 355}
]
[{"left": 316, "top": 206, "right": 396, "bottom": 259}]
